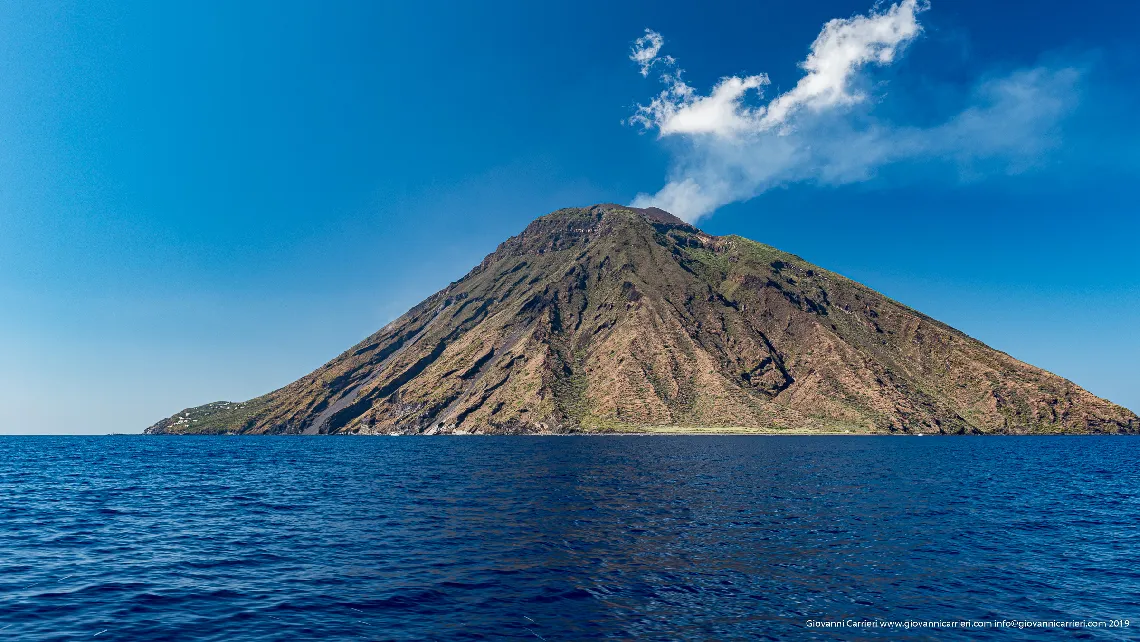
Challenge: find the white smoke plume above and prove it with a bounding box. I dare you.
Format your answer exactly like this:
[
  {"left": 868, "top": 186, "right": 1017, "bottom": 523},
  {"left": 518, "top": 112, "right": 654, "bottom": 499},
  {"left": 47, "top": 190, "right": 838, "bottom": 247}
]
[{"left": 628, "top": 0, "right": 1080, "bottom": 222}]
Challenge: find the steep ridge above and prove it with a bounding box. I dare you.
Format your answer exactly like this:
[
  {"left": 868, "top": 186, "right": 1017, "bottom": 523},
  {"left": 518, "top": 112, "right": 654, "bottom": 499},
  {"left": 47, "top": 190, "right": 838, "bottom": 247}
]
[{"left": 147, "top": 204, "right": 1138, "bottom": 435}]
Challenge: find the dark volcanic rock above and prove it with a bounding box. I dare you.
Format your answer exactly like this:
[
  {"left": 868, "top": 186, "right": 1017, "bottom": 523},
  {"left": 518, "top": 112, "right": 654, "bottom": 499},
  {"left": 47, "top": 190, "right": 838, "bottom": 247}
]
[{"left": 146, "top": 205, "right": 1139, "bottom": 435}]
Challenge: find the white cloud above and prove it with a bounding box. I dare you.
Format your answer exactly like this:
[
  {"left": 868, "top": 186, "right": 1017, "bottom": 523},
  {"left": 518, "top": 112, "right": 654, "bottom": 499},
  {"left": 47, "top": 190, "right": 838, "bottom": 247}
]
[
  {"left": 633, "top": 0, "right": 925, "bottom": 140},
  {"left": 628, "top": 1, "right": 1081, "bottom": 222},
  {"left": 763, "top": 0, "right": 925, "bottom": 126},
  {"left": 632, "top": 74, "right": 772, "bottom": 138},
  {"left": 630, "top": 29, "right": 666, "bottom": 77}
]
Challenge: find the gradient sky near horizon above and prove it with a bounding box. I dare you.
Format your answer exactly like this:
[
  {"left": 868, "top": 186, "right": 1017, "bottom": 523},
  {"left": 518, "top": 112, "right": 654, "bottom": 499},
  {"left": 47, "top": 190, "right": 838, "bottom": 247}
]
[{"left": 1, "top": 0, "right": 1138, "bottom": 434}]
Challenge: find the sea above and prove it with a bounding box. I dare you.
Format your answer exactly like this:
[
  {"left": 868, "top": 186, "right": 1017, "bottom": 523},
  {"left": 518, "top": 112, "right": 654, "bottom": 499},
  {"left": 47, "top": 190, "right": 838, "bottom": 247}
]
[{"left": 1, "top": 435, "right": 1137, "bottom": 640}]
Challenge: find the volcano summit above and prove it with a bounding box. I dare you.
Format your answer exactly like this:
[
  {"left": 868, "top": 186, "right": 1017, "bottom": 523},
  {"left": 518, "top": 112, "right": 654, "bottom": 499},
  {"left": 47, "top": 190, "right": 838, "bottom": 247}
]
[{"left": 147, "top": 205, "right": 1137, "bottom": 435}]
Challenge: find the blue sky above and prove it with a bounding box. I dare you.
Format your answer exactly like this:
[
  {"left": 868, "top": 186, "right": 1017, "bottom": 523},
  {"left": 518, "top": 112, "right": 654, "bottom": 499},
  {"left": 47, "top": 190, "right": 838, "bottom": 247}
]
[{"left": 1, "top": 0, "right": 1137, "bottom": 434}]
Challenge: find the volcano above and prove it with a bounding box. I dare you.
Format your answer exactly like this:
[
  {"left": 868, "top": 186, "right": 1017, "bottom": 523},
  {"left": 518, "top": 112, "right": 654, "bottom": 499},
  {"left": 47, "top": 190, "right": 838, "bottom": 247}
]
[{"left": 146, "top": 204, "right": 1137, "bottom": 435}]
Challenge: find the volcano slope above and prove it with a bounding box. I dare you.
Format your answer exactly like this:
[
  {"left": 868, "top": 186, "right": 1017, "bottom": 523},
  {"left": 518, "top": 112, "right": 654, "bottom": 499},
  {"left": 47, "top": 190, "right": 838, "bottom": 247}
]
[{"left": 147, "top": 204, "right": 1137, "bottom": 435}]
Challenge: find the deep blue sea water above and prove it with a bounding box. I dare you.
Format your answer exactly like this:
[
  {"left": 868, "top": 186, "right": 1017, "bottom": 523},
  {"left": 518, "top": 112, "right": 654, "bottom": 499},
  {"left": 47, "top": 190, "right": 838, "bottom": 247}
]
[{"left": 1, "top": 436, "right": 1138, "bottom": 641}]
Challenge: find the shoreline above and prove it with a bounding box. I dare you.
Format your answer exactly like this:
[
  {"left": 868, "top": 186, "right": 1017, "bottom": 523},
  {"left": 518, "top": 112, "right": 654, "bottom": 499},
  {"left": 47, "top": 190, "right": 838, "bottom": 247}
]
[{"left": 131, "top": 428, "right": 1134, "bottom": 437}]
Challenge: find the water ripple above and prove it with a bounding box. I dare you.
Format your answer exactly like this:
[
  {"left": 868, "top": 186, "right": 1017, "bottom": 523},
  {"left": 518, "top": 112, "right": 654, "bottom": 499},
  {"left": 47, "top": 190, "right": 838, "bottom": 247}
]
[{"left": 0, "top": 435, "right": 1138, "bottom": 640}]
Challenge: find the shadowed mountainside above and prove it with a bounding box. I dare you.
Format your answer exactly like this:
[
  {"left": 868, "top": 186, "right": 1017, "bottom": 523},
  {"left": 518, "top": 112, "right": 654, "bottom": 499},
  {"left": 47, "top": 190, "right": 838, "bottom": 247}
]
[{"left": 147, "top": 204, "right": 1138, "bottom": 435}]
